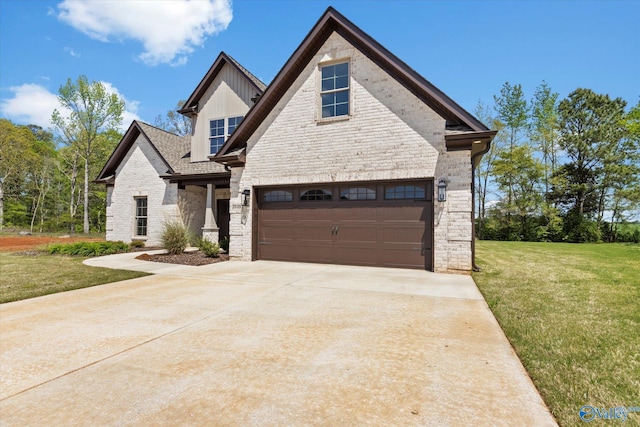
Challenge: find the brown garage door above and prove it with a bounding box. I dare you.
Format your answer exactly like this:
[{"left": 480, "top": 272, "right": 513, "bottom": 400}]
[{"left": 256, "top": 180, "right": 433, "bottom": 270}]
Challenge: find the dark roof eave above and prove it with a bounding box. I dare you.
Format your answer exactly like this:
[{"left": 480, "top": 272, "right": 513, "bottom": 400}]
[
  {"left": 164, "top": 171, "right": 231, "bottom": 184},
  {"left": 212, "top": 148, "right": 246, "bottom": 166},
  {"left": 181, "top": 52, "right": 266, "bottom": 115},
  {"left": 445, "top": 130, "right": 497, "bottom": 151},
  {"left": 216, "top": 7, "right": 489, "bottom": 158}
]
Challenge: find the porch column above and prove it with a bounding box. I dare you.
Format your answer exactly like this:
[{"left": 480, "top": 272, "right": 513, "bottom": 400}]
[{"left": 202, "top": 183, "right": 219, "bottom": 243}]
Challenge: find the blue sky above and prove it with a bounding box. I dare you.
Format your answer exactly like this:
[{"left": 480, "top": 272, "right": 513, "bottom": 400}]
[{"left": 1, "top": 0, "right": 639, "bottom": 132}]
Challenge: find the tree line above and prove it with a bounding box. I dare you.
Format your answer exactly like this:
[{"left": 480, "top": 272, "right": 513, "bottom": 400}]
[
  {"left": 1, "top": 76, "right": 638, "bottom": 243},
  {"left": 0, "top": 76, "right": 123, "bottom": 233},
  {"left": 475, "top": 82, "right": 640, "bottom": 243},
  {"left": 0, "top": 76, "right": 187, "bottom": 234}
]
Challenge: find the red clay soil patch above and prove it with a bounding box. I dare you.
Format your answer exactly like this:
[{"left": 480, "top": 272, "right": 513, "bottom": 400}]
[
  {"left": 0, "top": 235, "right": 103, "bottom": 252},
  {"left": 136, "top": 251, "right": 229, "bottom": 266}
]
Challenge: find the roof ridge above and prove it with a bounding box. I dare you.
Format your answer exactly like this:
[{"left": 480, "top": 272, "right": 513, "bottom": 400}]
[
  {"left": 223, "top": 51, "right": 267, "bottom": 90},
  {"left": 136, "top": 120, "right": 188, "bottom": 139}
]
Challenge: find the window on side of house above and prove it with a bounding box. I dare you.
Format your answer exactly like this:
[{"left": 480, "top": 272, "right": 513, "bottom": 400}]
[
  {"left": 321, "top": 62, "right": 349, "bottom": 118},
  {"left": 210, "top": 119, "right": 225, "bottom": 154},
  {"left": 210, "top": 116, "right": 245, "bottom": 154},
  {"left": 227, "top": 116, "right": 243, "bottom": 136},
  {"left": 135, "top": 197, "right": 148, "bottom": 237}
]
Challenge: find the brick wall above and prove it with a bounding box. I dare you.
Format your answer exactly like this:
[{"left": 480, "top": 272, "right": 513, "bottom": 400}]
[
  {"left": 106, "top": 135, "right": 181, "bottom": 246},
  {"left": 228, "top": 32, "right": 473, "bottom": 271}
]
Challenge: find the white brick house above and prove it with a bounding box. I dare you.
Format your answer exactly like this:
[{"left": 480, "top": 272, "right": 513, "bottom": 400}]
[{"left": 97, "top": 7, "right": 495, "bottom": 272}]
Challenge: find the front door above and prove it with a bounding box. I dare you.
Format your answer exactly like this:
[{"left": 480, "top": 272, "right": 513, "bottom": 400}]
[{"left": 217, "top": 199, "right": 230, "bottom": 241}]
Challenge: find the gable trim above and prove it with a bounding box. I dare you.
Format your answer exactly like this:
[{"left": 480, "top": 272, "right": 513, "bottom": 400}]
[
  {"left": 179, "top": 52, "right": 266, "bottom": 117},
  {"left": 215, "top": 7, "right": 491, "bottom": 159},
  {"left": 95, "top": 121, "right": 173, "bottom": 182}
]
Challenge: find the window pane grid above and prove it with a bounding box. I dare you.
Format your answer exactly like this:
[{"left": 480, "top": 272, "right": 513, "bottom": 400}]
[
  {"left": 339, "top": 187, "right": 376, "bottom": 201},
  {"left": 384, "top": 185, "right": 426, "bottom": 200},
  {"left": 321, "top": 62, "right": 349, "bottom": 118},
  {"left": 135, "top": 197, "right": 147, "bottom": 236},
  {"left": 300, "top": 189, "right": 332, "bottom": 201},
  {"left": 210, "top": 116, "right": 244, "bottom": 154},
  {"left": 264, "top": 190, "right": 293, "bottom": 202},
  {"left": 228, "top": 116, "right": 243, "bottom": 136}
]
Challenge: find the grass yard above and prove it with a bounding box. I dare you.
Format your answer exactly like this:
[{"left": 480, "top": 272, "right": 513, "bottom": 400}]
[
  {"left": 473, "top": 241, "right": 640, "bottom": 426},
  {"left": 0, "top": 252, "right": 149, "bottom": 303}
]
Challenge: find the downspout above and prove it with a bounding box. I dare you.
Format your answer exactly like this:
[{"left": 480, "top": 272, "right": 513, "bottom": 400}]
[{"left": 470, "top": 141, "right": 492, "bottom": 272}]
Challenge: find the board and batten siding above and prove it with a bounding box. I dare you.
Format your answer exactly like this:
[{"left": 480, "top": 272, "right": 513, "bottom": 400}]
[{"left": 191, "top": 63, "right": 256, "bottom": 162}]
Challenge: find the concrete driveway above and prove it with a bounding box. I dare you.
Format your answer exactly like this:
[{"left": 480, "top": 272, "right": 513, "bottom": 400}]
[{"left": 0, "top": 256, "right": 556, "bottom": 426}]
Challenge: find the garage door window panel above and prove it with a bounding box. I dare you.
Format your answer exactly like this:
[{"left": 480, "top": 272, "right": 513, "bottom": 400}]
[
  {"left": 339, "top": 187, "right": 376, "bottom": 201},
  {"left": 384, "top": 185, "right": 426, "bottom": 200},
  {"left": 300, "top": 189, "right": 332, "bottom": 201},
  {"left": 263, "top": 190, "right": 293, "bottom": 203}
]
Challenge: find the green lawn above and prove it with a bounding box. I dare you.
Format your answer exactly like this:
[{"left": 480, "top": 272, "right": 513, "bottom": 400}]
[
  {"left": 473, "top": 241, "right": 640, "bottom": 426},
  {"left": 0, "top": 252, "right": 149, "bottom": 303}
]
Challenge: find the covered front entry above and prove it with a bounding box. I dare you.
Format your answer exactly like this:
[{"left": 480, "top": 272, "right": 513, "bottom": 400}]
[{"left": 256, "top": 180, "right": 433, "bottom": 270}]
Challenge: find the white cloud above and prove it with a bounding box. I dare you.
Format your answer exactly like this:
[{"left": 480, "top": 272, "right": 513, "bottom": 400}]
[
  {"left": 56, "top": 0, "right": 233, "bottom": 66},
  {"left": 0, "top": 84, "right": 66, "bottom": 129},
  {"left": 0, "top": 83, "right": 140, "bottom": 132},
  {"left": 64, "top": 46, "right": 81, "bottom": 57}
]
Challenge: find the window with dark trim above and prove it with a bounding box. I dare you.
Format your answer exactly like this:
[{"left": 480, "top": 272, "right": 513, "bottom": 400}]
[
  {"left": 263, "top": 190, "right": 293, "bottom": 202},
  {"left": 321, "top": 62, "right": 349, "bottom": 118},
  {"left": 339, "top": 187, "right": 376, "bottom": 200},
  {"left": 135, "top": 197, "right": 148, "bottom": 236},
  {"left": 300, "top": 189, "right": 332, "bottom": 201},
  {"left": 384, "top": 185, "right": 426, "bottom": 200}
]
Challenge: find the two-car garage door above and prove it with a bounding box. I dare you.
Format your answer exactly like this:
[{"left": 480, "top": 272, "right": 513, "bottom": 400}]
[{"left": 256, "top": 180, "right": 433, "bottom": 270}]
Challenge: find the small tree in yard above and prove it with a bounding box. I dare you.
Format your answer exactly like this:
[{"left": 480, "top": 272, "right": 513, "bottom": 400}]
[{"left": 161, "top": 220, "right": 191, "bottom": 254}]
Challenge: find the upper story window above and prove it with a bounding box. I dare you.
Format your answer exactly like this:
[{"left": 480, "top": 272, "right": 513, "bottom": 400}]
[
  {"left": 227, "top": 116, "right": 243, "bottom": 136},
  {"left": 321, "top": 62, "right": 349, "bottom": 118},
  {"left": 210, "top": 116, "right": 244, "bottom": 154}
]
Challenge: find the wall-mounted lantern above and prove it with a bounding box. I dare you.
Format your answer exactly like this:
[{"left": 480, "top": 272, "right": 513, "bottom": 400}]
[
  {"left": 241, "top": 188, "right": 251, "bottom": 206},
  {"left": 437, "top": 178, "right": 447, "bottom": 202}
]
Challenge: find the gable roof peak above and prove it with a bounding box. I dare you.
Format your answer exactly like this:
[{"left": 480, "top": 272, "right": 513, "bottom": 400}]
[
  {"left": 179, "top": 51, "right": 266, "bottom": 116},
  {"left": 214, "top": 6, "right": 490, "bottom": 159}
]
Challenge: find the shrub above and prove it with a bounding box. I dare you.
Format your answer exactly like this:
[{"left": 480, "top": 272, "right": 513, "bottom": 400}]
[
  {"left": 47, "top": 241, "right": 130, "bottom": 256},
  {"left": 195, "top": 237, "right": 221, "bottom": 258},
  {"left": 219, "top": 236, "right": 229, "bottom": 252},
  {"left": 129, "top": 240, "right": 146, "bottom": 249},
  {"left": 161, "top": 220, "right": 191, "bottom": 254}
]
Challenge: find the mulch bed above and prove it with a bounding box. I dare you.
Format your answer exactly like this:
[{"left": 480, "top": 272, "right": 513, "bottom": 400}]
[{"left": 135, "top": 251, "right": 229, "bottom": 266}]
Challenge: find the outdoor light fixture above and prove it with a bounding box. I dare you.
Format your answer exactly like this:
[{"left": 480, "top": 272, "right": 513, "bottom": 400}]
[
  {"left": 241, "top": 188, "right": 251, "bottom": 206},
  {"left": 437, "top": 178, "right": 447, "bottom": 202}
]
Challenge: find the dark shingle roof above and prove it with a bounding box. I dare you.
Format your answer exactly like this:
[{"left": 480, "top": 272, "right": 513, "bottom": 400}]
[
  {"left": 96, "top": 121, "right": 226, "bottom": 182},
  {"left": 136, "top": 122, "right": 227, "bottom": 175}
]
